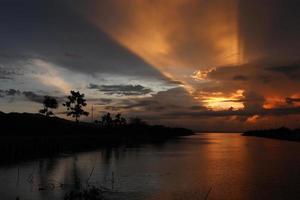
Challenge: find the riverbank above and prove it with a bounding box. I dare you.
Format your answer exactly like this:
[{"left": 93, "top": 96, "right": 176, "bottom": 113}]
[
  {"left": 242, "top": 127, "right": 300, "bottom": 142},
  {"left": 0, "top": 112, "right": 193, "bottom": 164}
]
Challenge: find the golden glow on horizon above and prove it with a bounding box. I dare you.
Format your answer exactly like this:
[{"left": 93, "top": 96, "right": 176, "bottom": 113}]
[{"left": 202, "top": 89, "right": 244, "bottom": 110}]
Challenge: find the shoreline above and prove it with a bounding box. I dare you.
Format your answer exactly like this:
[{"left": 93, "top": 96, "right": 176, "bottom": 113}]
[
  {"left": 0, "top": 112, "right": 194, "bottom": 165},
  {"left": 242, "top": 127, "right": 300, "bottom": 142}
]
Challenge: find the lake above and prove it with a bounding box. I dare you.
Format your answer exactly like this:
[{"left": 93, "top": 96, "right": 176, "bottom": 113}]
[{"left": 1, "top": 133, "right": 300, "bottom": 200}]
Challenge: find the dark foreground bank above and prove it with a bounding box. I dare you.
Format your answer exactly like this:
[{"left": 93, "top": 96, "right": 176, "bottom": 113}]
[
  {"left": 0, "top": 112, "right": 193, "bottom": 164},
  {"left": 242, "top": 127, "right": 300, "bottom": 142}
]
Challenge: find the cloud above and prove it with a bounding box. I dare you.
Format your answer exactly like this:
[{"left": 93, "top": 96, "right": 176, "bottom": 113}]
[
  {"left": 88, "top": 84, "right": 153, "bottom": 96},
  {"left": 267, "top": 64, "right": 300, "bottom": 79},
  {"left": 164, "top": 106, "right": 300, "bottom": 118},
  {"left": 97, "top": 86, "right": 300, "bottom": 131},
  {"left": 239, "top": 0, "right": 300, "bottom": 62},
  {"left": 64, "top": 52, "right": 83, "bottom": 59},
  {"left": 0, "top": 67, "right": 22, "bottom": 80},
  {"left": 22, "top": 91, "right": 45, "bottom": 103},
  {"left": 102, "top": 87, "right": 205, "bottom": 114},
  {"left": 199, "top": 60, "right": 300, "bottom": 110},
  {"left": 73, "top": 0, "right": 240, "bottom": 92},
  {"left": 21, "top": 91, "right": 66, "bottom": 104},
  {"left": 104, "top": 99, "right": 163, "bottom": 112},
  {"left": 1, "top": 0, "right": 300, "bottom": 132},
  {"left": 286, "top": 97, "right": 300, "bottom": 105},
  {"left": 98, "top": 98, "right": 113, "bottom": 104},
  {"left": 0, "top": 0, "right": 163, "bottom": 79},
  {"left": 5, "top": 89, "right": 21, "bottom": 96},
  {"left": 0, "top": 89, "right": 21, "bottom": 97},
  {"left": 243, "top": 91, "right": 265, "bottom": 112},
  {"left": 232, "top": 75, "right": 248, "bottom": 81}
]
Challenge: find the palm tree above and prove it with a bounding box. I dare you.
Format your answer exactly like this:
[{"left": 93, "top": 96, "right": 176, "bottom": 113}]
[
  {"left": 39, "top": 96, "right": 58, "bottom": 117},
  {"left": 63, "top": 91, "right": 89, "bottom": 123}
]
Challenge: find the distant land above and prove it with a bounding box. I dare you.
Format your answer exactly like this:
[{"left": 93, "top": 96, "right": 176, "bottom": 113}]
[
  {"left": 0, "top": 111, "right": 193, "bottom": 163},
  {"left": 243, "top": 127, "right": 300, "bottom": 142}
]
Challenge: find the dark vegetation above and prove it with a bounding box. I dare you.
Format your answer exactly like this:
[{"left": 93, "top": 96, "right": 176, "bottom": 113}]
[
  {"left": 243, "top": 127, "right": 300, "bottom": 142},
  {"left": 63, "top": 91, "right": 89, "bottom": 123},
  {"left": 39, "top": 96, "right": 58, "bottom": 117},
  {"left": 64, "top": 186, "right": 106, "bottom": 200},
  {"left": 0, "top": 91, "right": 193, "bottom": 164}
]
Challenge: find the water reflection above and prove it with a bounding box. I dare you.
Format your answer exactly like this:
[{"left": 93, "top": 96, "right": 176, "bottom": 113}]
[{"left": 0, "top": 134, "right": 300, "bottom": 200}]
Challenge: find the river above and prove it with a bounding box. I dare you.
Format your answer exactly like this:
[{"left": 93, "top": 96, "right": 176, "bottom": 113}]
[{"left": 1, "top": 133, "right": 300, "bottom": 200}]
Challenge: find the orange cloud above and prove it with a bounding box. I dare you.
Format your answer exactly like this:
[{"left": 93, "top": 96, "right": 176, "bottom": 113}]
[{"left": 74, "top": 0, "right": 240, "bottom": 92}]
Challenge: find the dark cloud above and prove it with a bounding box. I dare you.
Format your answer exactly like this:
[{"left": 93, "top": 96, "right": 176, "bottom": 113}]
[
  {"left": 99, "top": 98, "right": 113, "bottom": 104},
  {"left": 163, "top": 79, "right": 184, "bottom": 85},
  {"left": 243, "top": 91, "right": 265, "bottom": 111},
  {"left": 120, "top": 100, "right": 157, "bottom": 109},
  {"left": 22, "top": 91, "right": 44, "bottom": 103},
  {"left": 64, "top": 52, "right": 83, "bottom": 59},
  {"left": 0, "top": 67, "right": 22, "bottom": 80},
  {"left": 97, "top": 87, "right": 202, "bottom": 118},
  {"left": 0, "top": 0, "right": 163, "bottom": 79},
  {"left": 268, "top": 64, "right": 300, "bottom": 79},
  {"left": 203, "top": 60, "right": 300, "bottom": 98},
  {"left": 189, "top": 105, "right": 206, "bottom": 110},
  {"left": 286, "top": 97, "right": 300, "bottom": 105},
  {"left": 0, "top": 89, "right": 66, "bottom": 104},
  {"left": 22, "top": 91, "right": 65, "bottom": 104},
  {"left": 103, "top": 87, "right": 204, "bottom": 113},
  {"left": 5, "top": 89, "right": 21, "bottom": 96},
  {"left": 165, "top": 106, "right": 300, "bottom": 118},
  {"left": 109, "top": 100, "right": 165, "bottom": 111},
  {"left": 0, "top": 89, "right": 21, "bottom": 97},
  {"left": 239, "top": 0, "right": 300, "bottom": 61},
  {"left": 232, "top": 75, "right": 248, "bottom": 81},
  {"left": 88, "top": 84, "right": 153, "bottom": 96}
]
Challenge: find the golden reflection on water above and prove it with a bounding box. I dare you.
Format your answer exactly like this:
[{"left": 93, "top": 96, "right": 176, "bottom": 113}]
[
  {"left": 147, "top": 134, "right": 253, "bottom": 200},
  {"left": 2, "top": 134, "right": 300, "bottom": 200}
]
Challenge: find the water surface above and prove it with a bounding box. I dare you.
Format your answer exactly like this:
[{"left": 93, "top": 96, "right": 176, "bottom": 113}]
[{"left": 1, "top": 133, "right": 300, "bottom": 200}]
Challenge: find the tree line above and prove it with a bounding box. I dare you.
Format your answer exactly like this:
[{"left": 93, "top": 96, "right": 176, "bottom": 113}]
[
  {"left": 39, "top": 90, "right": 145, "bottom": 127},
  {"left": 39, "top": 90, "right": 88, "bottom": 122}
]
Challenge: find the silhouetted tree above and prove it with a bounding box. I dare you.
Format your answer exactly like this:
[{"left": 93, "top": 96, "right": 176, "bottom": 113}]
[
  {"left": 120, "top": 116, "right": 127, "bottom": 126},
  {"left": 114, "top": 113, "right": 121, "bottom": 126},
  {"left": 39, "top": 96, "right": 58, "bottom": 117},
  {"left": 63, "top": 91, "right": 89, "bottom": 123},
  {"left": 129, "top": 117, "right": 147, "bottom": 126},
  {"left": 101, "top": 112, "right": 113, "bottom": 127},
  {"left": 114, "top": 113, "right": 127, "bottom": 126},
  {"left": 96, "top": 113, "right": 127, "bottom": 128}
]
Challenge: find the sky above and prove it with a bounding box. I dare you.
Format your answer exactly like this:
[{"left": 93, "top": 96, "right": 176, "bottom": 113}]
[{"left": 0, "top": 0, "right": 300, "bottom": 132}]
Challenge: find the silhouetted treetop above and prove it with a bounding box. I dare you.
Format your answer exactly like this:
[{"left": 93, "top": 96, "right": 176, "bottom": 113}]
[
  {"left": 96, "top": 113, "right": 127, "bottom": 128},
  {"left": 129, "top": 117, "right": 147, "bottom": 126},
  {"left": 39, "top": 96, "right": 58, "bottom": 117},
  {"left": 63, "top": 90, "right": 89, "bottom": 122}
]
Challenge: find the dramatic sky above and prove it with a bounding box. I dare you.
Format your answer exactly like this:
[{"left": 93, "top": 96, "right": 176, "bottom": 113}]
[{"left": 1, "top": 0, "right": 300, "bottom": 131}]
